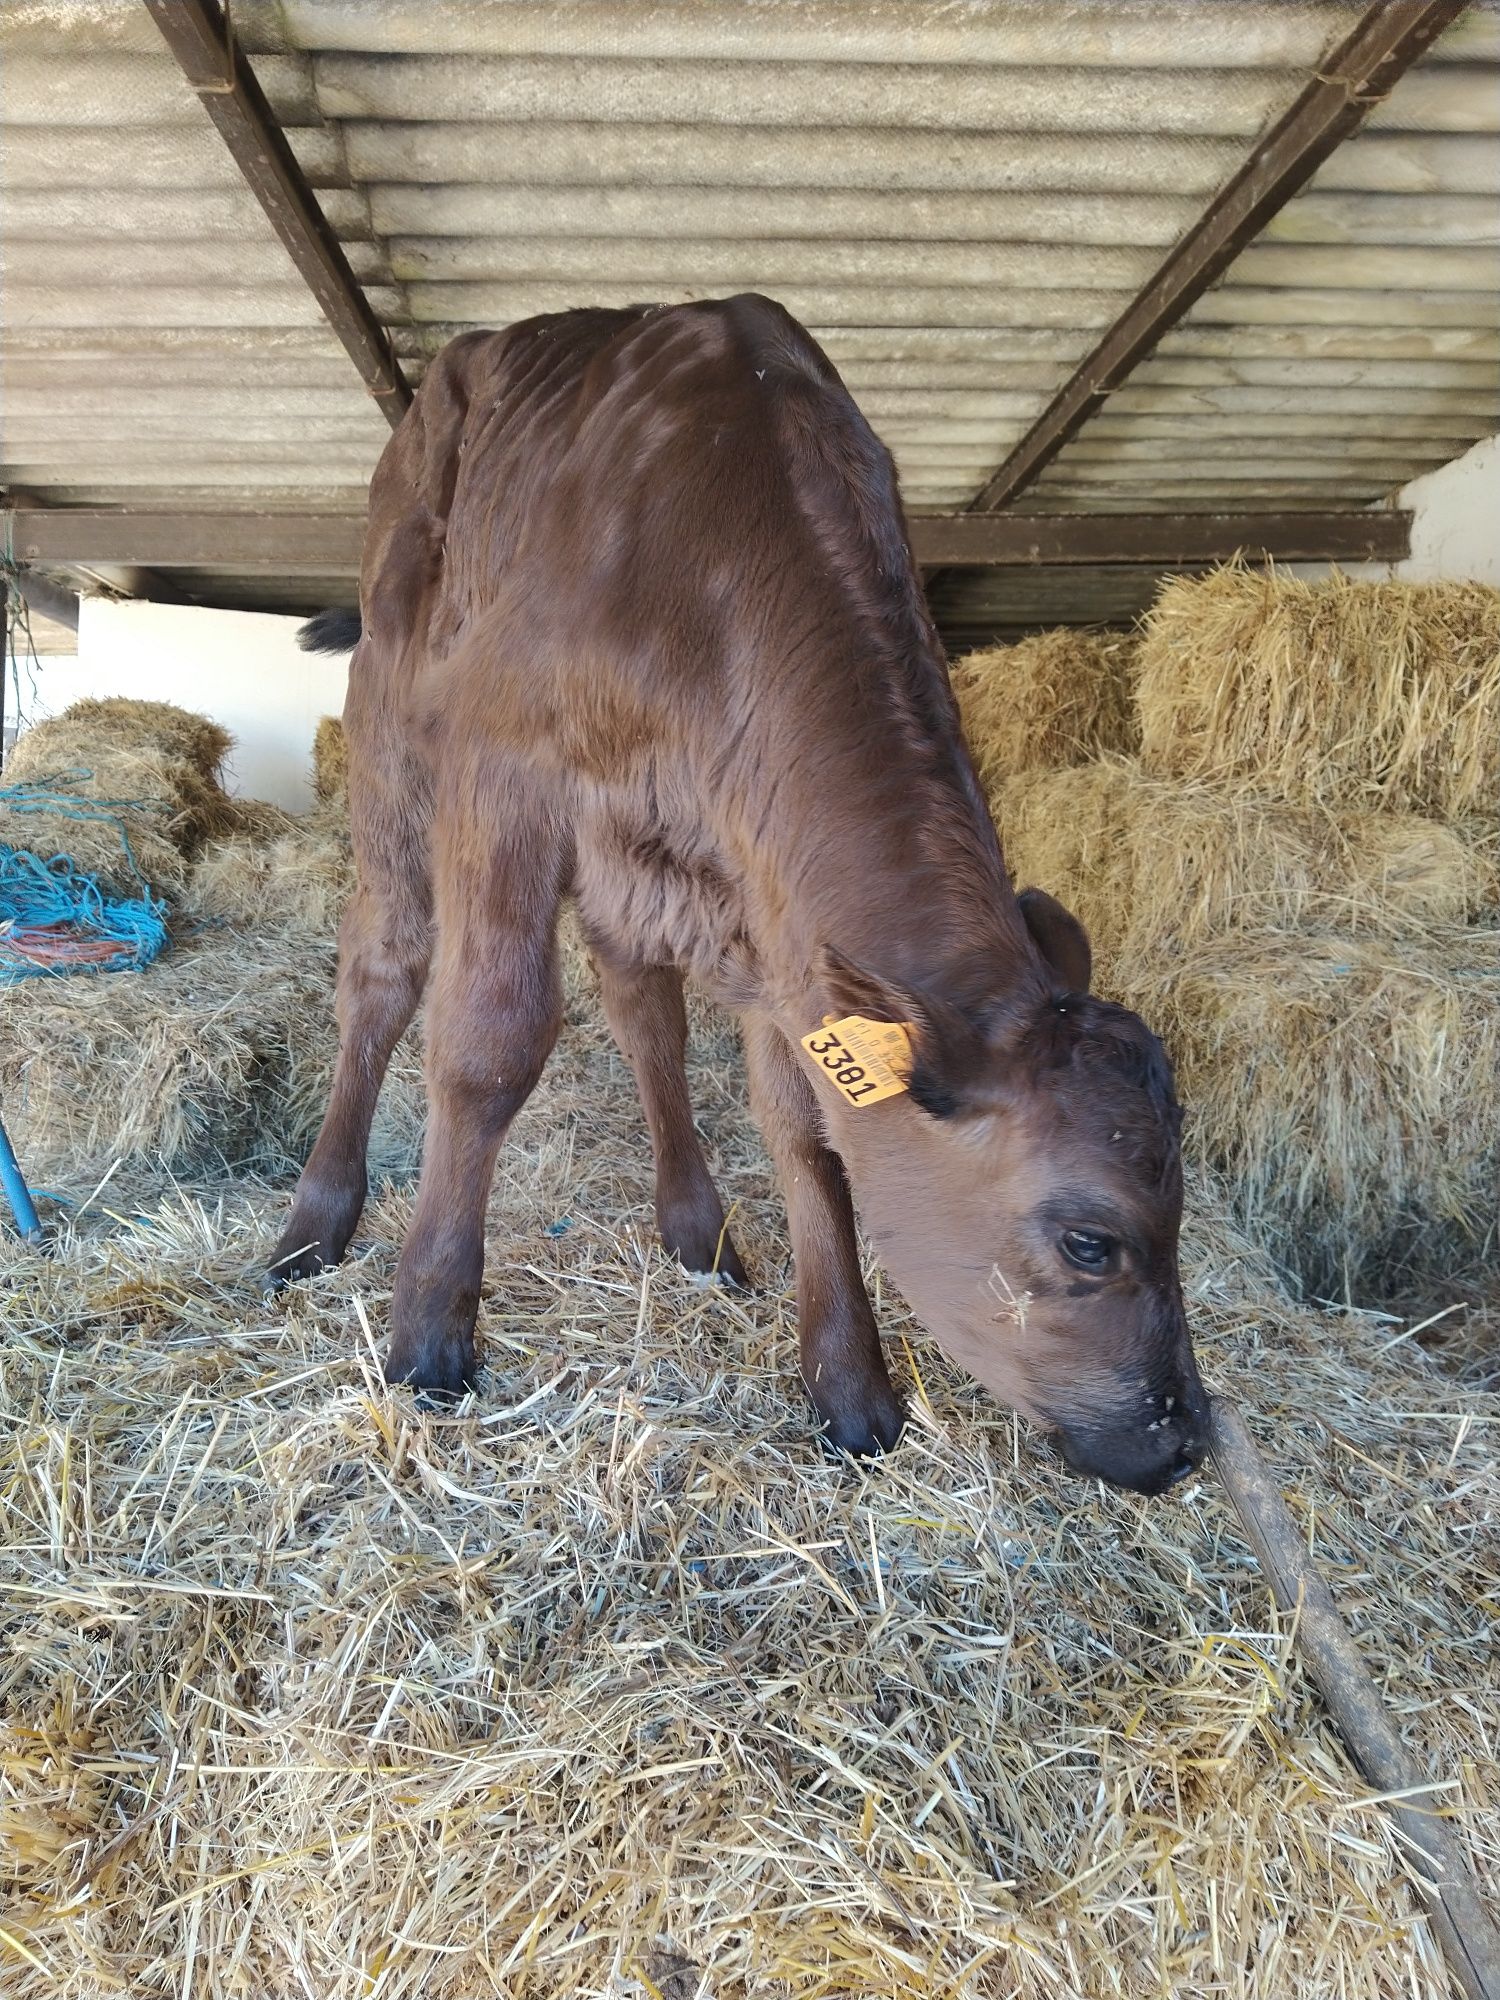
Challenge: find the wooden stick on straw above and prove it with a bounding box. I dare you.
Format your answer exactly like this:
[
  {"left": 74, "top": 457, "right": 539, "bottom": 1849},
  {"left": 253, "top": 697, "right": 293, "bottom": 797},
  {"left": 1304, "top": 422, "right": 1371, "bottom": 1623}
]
[{"left": 1210, "top": 1398, "right": 1500, "bottom": 2000}]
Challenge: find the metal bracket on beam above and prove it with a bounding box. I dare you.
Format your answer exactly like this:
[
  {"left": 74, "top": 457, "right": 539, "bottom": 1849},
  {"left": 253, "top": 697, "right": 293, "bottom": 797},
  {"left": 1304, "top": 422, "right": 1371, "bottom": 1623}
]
[
  {"left": 143, "top": 0, "right": 412, "bottom": 429},
  {"left": 966, "top": 0, "right": 1470, "bottom": 516}
]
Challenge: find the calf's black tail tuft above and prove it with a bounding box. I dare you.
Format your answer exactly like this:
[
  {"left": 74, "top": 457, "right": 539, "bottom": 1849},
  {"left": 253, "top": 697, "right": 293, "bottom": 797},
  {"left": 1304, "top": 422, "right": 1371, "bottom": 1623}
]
[{"left": 298, "top": 607, "right": 364, "bottom": 655}]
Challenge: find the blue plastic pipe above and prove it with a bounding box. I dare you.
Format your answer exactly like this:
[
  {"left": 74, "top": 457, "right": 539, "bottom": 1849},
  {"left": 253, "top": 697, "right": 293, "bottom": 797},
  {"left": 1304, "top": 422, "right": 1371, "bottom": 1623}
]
[{"left": 0, "top": 1110, "right": 43, "bottom": 1243}]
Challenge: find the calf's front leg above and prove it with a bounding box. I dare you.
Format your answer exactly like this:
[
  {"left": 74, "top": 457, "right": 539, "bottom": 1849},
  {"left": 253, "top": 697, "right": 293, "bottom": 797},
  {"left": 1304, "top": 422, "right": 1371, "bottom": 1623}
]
[
  {"left": 596, "top": 959, "right": 749, "bottom": 1285},
  {"left": 743, "top": 1012, "right": 904, "bottom": 1456},
  {"left": 384, "top": 805, "right": 564, "bottom": 1397}
]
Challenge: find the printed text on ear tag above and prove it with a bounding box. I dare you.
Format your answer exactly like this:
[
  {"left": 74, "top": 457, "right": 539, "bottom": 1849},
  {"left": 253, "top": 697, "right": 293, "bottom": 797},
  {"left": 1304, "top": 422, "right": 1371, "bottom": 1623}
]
[{"left": 800, "top": 1014, "right": 914, "bottom": 1105}]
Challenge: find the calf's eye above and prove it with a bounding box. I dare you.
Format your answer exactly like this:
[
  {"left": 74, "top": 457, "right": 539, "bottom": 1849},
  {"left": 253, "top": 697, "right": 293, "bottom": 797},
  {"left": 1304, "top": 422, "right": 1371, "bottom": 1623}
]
[{"left": 1060, "top": 1229, "right": 1116, "bottom": 1272}]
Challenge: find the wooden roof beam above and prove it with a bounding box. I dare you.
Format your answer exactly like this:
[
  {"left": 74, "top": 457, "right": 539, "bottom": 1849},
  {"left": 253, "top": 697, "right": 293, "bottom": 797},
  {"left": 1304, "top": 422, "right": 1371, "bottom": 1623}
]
[
  {"left": 143, "top": 0, "right": 411, "bottom": 429},
  {"left": 3, "top": 508, "right": 1413, "bottom": 573},
  {"left": 967, "top": 0, "right": 1471, "bottom": 515}
]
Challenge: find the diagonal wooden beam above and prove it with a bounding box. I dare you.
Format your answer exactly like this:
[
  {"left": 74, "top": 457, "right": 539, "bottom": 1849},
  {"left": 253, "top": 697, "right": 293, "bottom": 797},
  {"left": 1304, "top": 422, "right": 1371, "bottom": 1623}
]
[
  {"left": 10, "top": 569, "right": 80, "bottom": 633},
  {"left": 967, "top": 0, "right": 1470, "bottom": 515},
  {"left": 143, "top": 0, "right": 411, "bottom": 429}
]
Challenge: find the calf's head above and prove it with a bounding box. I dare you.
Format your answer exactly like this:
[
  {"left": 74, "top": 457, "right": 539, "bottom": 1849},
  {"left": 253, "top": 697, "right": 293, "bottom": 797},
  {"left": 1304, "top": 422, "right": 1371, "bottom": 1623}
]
[{"left": 820, "top": 890, "right": 1207, "bottom": 1496}]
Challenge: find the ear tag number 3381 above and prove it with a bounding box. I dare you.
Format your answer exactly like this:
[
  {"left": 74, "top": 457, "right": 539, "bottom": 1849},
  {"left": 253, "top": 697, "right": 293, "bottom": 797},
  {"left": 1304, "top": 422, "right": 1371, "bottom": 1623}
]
[{"left": 799, "top": 1014, "right": 914, "bottom": 1106}]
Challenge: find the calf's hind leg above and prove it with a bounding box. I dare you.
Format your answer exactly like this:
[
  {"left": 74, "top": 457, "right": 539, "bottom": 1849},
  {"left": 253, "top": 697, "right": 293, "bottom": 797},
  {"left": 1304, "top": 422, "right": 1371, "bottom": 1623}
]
[
  {"left": 596, "top": 960, "right": 748, "bottom": 1286},
  {"left": 743, "top": 1012, "right": 904, "bottom": 1456},
  {"left": 384, "top": 797, "right": 566, "bottom": 1397},
  {"left": 269, "top": 744, "right": 431, "bottom": 1287}
]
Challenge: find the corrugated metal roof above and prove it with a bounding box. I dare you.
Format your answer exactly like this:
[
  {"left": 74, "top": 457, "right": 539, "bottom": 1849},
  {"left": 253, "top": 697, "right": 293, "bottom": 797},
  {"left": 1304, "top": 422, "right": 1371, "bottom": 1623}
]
[
  {"left": 2, "top": 0, "right": 1497, "bottom": 630},
  {"left": 1029, "top": 16, "right": 1500, "bottom": 513},
  {"left": 0, "top": 0, "right": 387, "bottom": 518}
]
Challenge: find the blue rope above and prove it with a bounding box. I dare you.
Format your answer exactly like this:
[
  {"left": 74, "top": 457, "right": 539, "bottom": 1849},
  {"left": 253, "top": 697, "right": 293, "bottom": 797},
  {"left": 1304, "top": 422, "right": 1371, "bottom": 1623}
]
[
  {"left": 0, "top": 771, "right": 170, "bottom": 895},
  {"left": 1, "top": 774, "right": 170, "bottom": 979},
  {"left": 0, "top": 848, "right": 169, "bottom": 979}
]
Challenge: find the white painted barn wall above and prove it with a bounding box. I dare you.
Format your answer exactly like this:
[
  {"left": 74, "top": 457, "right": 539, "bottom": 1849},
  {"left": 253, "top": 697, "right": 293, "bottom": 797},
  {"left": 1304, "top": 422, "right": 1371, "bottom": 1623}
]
[
  {"left": 1286, "top": 431, "right": 1500, "bottom": 588},
  {"left": 1390, "top": 433, "right": 1500, "bottom": 585},
  {"left": 25, "top": 599, "right": 348, "bottom": 812}
]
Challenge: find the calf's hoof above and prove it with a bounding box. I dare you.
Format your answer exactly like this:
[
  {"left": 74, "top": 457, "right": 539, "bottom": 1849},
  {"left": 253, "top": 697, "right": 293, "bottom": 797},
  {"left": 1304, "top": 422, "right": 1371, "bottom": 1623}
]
[
  {"left": 680, "top": 1233, "right": 751, "bottom": 1289},
  {"left": 383, "top": 1318, "right": 478, "bottom": 1404},
  {"left": 661, "top": 1206, "right": 752, "bottom": 1289},
  {"left": 265, "top": 1232, "right": 334, "bottom": 1293},
  {"left": 383, "top": 1346, "right": 477, "bottom": 1403},
  {"left": 266, "top": 1185, "right": 362, "bottom": 1292},
  {"left": 817, "top": 1389, "right": 906, "bottom": 1461}
]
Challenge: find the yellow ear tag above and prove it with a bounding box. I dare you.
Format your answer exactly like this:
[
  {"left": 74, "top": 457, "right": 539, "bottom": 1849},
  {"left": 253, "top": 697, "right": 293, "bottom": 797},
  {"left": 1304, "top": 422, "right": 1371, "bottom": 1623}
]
[{"left": 800, "top": 1014, "right": 914, "bottom": 1106}]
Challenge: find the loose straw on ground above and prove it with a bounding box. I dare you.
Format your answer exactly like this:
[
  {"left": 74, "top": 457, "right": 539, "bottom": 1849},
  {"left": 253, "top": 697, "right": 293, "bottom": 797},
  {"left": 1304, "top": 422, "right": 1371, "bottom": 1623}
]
[{"left": 1210, "top": 1398, "right": 1500, "bottom": 2000}]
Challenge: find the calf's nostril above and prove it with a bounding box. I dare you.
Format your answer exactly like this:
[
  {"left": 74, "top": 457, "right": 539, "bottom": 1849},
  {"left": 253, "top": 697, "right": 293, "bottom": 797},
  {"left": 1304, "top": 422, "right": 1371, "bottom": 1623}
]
[{"left": 1168, "top": 1449, "right": 1197, "bottom": 1485}]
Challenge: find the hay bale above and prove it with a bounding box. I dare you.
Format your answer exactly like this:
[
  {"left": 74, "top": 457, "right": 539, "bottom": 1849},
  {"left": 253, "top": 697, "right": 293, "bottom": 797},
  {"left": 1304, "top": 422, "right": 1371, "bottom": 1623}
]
[
  {"left": 996, "top": 762, "right": 1139, "bottom": 962},
  {"left": 312, "top": 714, "right": 348, "bottom": 812},
  {"left": 0, "top": 697, "right": 234, "bottom": 899},
  {"left": 1119, "top": 926, "right": 1500, "bottom": 1300},
  {"left": 183, "top": 820, "right": 356, "bottom": 935},
  {"left": 1347, "top": 812, "right": 1500, "bottom": 926},
  {"left": 1135, "top": 563, "right": 1500, "bottom": 816},
  {"left": 997, "top": 761, "right": 1500, "bottom": 1296},
  {"left": 44, "top": 696, "right": 230, "bottom": 783},
  {"left": 0, "top": 921, "right": 424, "bottom": 1184},
  {"left": 0, "top": 1024, "right": 1493, "bottom": 1997},
  {"left": 999, "top": 758, "right": 1498, "bottom": 969},
  {"left": 216, "top": 796, "right": 299, "bottom": 844},
  {"left": 953, "top": 628, "right": 1138, "bottom": 780},
  {"left": 4, "top": 763, "right": 378, "bottom": 1181},
  {"left": 4, "top": 926, "right": 317, "bottom": 1178}
]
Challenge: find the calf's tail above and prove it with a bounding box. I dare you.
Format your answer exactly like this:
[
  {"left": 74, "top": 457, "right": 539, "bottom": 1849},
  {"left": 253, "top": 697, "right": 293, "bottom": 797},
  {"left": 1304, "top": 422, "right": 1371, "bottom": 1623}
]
[{"left": 299, "top": 607, "right": 364, "bottom": 655}]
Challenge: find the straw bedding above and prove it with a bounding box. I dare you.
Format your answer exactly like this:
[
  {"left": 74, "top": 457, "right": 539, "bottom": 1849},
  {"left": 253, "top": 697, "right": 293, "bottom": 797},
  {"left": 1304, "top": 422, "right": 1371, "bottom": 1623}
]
[
  {"left": 951, "top": 629, "right": 1138, "bottom": 781},
  {"left": 2, "top": 696, "right": 1496, "bottom": 1996},
  {"left": 1134, "top": 564, "right": 1500, "bottom": 818},
  {"left": 1, "top": 998, "right": 1495, "bottom": 1999},
  {"left": 0, "top": 699, "right": 234, "bottom": 900}
]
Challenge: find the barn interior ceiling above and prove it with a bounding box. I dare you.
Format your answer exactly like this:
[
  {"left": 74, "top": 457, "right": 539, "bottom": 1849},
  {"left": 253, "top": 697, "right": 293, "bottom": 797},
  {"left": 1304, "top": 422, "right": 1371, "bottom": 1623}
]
[{"left": 1, "top": 0, "right": 1497, "bottom": 646}]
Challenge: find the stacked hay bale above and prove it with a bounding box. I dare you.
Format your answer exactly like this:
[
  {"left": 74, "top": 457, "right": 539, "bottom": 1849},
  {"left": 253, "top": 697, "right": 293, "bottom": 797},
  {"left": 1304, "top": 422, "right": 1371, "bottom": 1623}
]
[
  {"left": 961, "top": 567, "right": 1500, "bottom": 1302},
  {"left": 951, "top": 628, "right": 1139, "bottom": 787},
  {"left": 182, "top": 713, "right": 356, "bottom": 937},
  {"left": 0, "top": 697, "right": 234, "bottom": 898},
  {"left": 0, "top": 704, "right": 424, "bottom": 1186}
]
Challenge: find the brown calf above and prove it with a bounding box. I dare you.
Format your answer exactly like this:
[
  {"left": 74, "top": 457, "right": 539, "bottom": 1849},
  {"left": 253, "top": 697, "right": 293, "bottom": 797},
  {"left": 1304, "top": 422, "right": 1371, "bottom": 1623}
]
[{"left": 277, "top": 293, "right": 1207, "bottom": 1496}]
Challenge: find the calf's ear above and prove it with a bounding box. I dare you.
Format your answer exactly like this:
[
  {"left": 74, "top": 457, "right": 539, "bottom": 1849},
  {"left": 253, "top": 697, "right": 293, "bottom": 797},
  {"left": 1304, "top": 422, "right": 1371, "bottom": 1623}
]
[
  {"left": 1017, "top": 887, "right": 1092, "bottom": 993},
  {"left": 816, "top": 945, "right": 987, "bottom": 1118},
  {"left": 817, "top": 944, "right": 921, "bottom": 1029}
]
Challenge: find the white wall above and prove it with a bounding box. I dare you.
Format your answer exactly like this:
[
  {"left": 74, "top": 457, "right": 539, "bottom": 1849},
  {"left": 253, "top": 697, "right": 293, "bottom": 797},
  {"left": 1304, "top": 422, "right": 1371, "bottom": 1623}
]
[
  {"left": 27, "top": 599, "right": 349, "bottom": 812},
  {"left": 1392, "top": 434, "right": 1500, "bottom": 586},
  {"left": 1287, "top": 432, "right": 1500, "bottom": 589}
]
